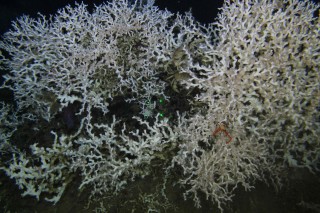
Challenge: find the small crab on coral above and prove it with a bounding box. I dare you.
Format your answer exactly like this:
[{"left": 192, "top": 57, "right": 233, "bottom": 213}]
[{"left": 212, "top": 122, "right": 233, "bottom": 144}]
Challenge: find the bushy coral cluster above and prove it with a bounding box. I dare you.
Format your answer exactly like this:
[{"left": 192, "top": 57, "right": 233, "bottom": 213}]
[
  {"left": 0, "top": 0, "right": 319, "bottom": 211},
  {"left": 0, "top": 0, "right": 179, "bottom": 204},
  {"left": 0, "top": 0, "right": 174, "bottom": 120},
  {"left": 172, "top": 0, "right": 319, "bottom": 209}
]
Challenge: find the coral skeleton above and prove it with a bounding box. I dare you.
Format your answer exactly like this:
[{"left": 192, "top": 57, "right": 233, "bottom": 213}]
[{"left": 0, "top": 0, "right": 319, "bottom": 211}]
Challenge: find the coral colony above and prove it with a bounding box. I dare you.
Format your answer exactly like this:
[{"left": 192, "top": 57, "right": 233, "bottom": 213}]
[{"left": 0, "top": 0, "right": 319, "bottom": 211}]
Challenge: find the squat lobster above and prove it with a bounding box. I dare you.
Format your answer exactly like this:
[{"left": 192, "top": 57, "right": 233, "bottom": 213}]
[{"left": 212, "top": 122, "right": 233, "bottom": 144}]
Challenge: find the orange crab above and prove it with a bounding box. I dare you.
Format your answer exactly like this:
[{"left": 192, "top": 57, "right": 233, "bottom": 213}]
[{"left": 212, "top": 122, "right": 233, "bottom": 144}]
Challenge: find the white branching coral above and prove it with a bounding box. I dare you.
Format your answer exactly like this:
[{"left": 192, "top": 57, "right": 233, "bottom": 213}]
[
  {"left": 0, "top": 0, "right": 178, "bottom": 204},
  {"left": 0, "top": 0, "right": 172, "bottom": 120},
  {"left": 171, "top": 112, "right": 281, "bottom": 211},
  {"left": 170, "top": 0, "right": 319, "bottom": 210},
  {"left": 0, "top": 0, "right": 319, "bottom": 211},
  {"left": 207, "top": 0, "right": 320, "bottom": 172},
  {"left": 68, "top": 114, "right": 178, "bottom": 197},
  {"left": 0, "top": 0, "right": 181, "bottom": 207},
  {"left": 1, "top": 132, "right": 72, "bottom": 204}
]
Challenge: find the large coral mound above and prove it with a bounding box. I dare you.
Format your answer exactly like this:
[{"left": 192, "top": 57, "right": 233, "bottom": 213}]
[{"left": 0, "top": 0, "right": 319, "bottom": 211}]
